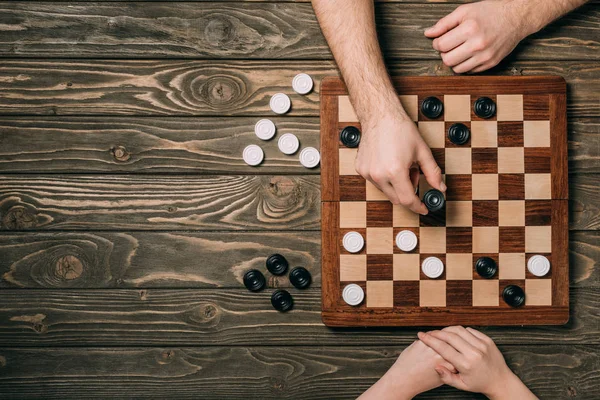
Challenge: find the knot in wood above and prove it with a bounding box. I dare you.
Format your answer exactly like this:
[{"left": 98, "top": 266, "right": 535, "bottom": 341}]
[
  {"left": 567, "top": 386, "right": 577, "bottom": 397},
  {"left": 33, "top": 323, "right": 48, "bottom": 334},
  {"left": 55, "top": 255, "right": 84, "bottom": 281},
  {"left": 111, "top": 145, "right": 131, "bottom": 162},
  {"left": 0, "top": 356, "right": 6, "bottom": 367},
  {"left": 198, "top": 76, "right": 243, "bottom": 107},
  {"left": 188, "top": 302, "right": 221, "bottom": 327},
  {"left": 2, "top": 206, "right": 37, "bottom": 229},
  {"left": 203, "top": 304, "right": 217, "bottom": 319},
  {"left": 139, "top": 290, "right": 148, "bottom": 300},
  {"left": 268, "top": 177, "right": 297, "bottom": 197},
  {"left": 204, "top": 17, "right": 236, "bottom": 47},
  {"left": 269, "top": 377, "right": 287, "bottom": 395}
]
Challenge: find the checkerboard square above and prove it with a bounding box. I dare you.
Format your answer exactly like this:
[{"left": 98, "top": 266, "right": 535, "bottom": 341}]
[
  {"left": 471, "top": 95, "right": 497, "bottom": 121},
  {"left": 367, "top": 254, "right": 394, "bottom": 280},
  {"left": 525, "top": 173, "right": 551, "bottom": 199},
  {"left": 366, "top": 180, "right": 388, "bottom": 201},
  {"left": 525, "top": 279, "right": 552, "bottom": 305},
  {"left": 472, "top": 148, "right": 498, "bottom": 174},
  {"left": 419, "top": 95, "right": 445, "bottom": 121},
  {"left": 340, "top": 228, "right": 366, "bottom": 255},
  {"left": 420, "top": 280, "right": 446, "bottom": 307},
  {"left": 472, "top": 254, "right": 499, "bottom": 279},
  {"left": 444, "top": 95, "right": 471, "bottom": 121},
  {"left": 498, "top": 174, "right": 525, "bottom": 200},
  {"left": 446, "top": 254, "right": 473, "bottom": 280},
  {"left": 497, "top": 148, "right": 524, "bottom": 174},
  {"left": 525, "top": 200, "right": 552, "bottom": 226},
  {"left": 473, "top": 280, "right": 500, "bottom": 306},
  {"left": 499, "top": 227, "right": 525, "bottom": 253},
  {"left": 394, "top": 227, "right": 420, "bottom": 253},
  {"left": 447, "top": 228, "right": 472, "bottom": 253},
  {"left": 523, "top": 95, "right": 550, "bottom": 120},
  {"left": 393, "top": 204, "right": 419, "bottom": 227},
  {"left": 419, "top": 206, "right": 446, "bottom": 228},
  {"left": 445, "top": 122, "right": 472, "bottom": 148},
  {"left": 367, "top": 280, "right": 394, "bottom": 307},
  {"left": 446, "top": 201, "right": 473, "bottom": 227},
  {"left": 524, "top": 148, "right": 551, "bottom": 174},
  {"left": 473, "top": 227, "right": 499, "bottom": 253},
  {"left": 340, "top": 202, "right": 367, "bottom": 228},
  {"left": 339, "top": 148, "right": 359, "bottom": 175},
  {"left": 431, "top": 149, "right": 446, "bottom": 173},
  {"left": 420, "top": 227, "right": 446, "bottom": 253},
  {"left": 400, "top": 95, "right": 419, "bottom": 122},
  {"left": 366, "top": 227, "right": 394, "bottom": 254},
  {"left": 499, "top": 200, "right": 525, "bottom": 226},
  {"left": 472, "top": 201, "right": 499, "bottom": 226},
  {"left": 393, "top": 281, "right": 420, "bottom": 306},
  {"left": 497, "top": 95, "right": 523, "bottom": 121},
  {"left": 340, "top": 254, "right": 366, "bottom": 281},
  {"left": 419, "top": 122, "right": 445, "bottom": 148},
  {"left": 472, "top": 174, "right": 499, "bottom": 200},
  {"left": 471, "top": 121, "right": 498, "bottom": 147},
  {"left": 526, "top": 226, "right": 552, "bottom": 253},
  {"left": 338, "top": 96, "right": 358, "bottom": 122},
  {"left": 340, "top": 176, "right": 366, "bottom": 201},
  {"left": 445, "top": 148, "right": 472, "bottom": 174},
  {"left": 367, "top": 202, "right": 393, "bottom": 227},
  {"left": 445, "top": 175, "right": 472, "bottom": 200},
  {"left": 524, "top": 121, "right": 550, "bottom": 147},
  {"left": 393, "top": 254, "right": 420, "bottom": 280},
  {"left": 497, "top": 122, "right": 524, "bottom": 147},
  {"left": 447, "top": 281, "right": 473, "bottom": 306},
  {"left": 499, "top": 253, "right": 526, "bottom": 279}
]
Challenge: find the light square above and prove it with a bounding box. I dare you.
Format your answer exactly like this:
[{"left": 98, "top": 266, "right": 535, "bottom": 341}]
[
  {"left": 420, "top": 227, "right": 446, "bottom": 253},
  {"left": 498, "top": 201, "right": 525, "bottom": 226},
  {"left": 446, "top": 254, "right": 473, "bottom": 280},
  {"left": 472, "top": 174, "right": 499, "bottom": 200},
  {"left": 366, "top": 180, "right": 388, "bottom": 201},
  {"left": 444, "top": 95, "right": 471, "bottom": 121},
  {"left": 525, "top": 279, "right": 552, "bottom": 306},
  {"left": 497, "top": 95, "right": 524, "bottom": 121},
  {"left": 340, "top": 254, "right": 367, "bottom": 281},
  {"left": 339, "top": 148, "right": 358, "bottom": 175},
  {"left": 420, "top": 280, "right": 446, "bottom": 307},
  {"left": 445, "top": 148, "right": 472, "bottom": 174},
  {"left": 473, "top": 280, "right": 499, "bottom": 306},
  {"left": 497, "top": 147, "right": 524, "bottom": 174},
  {"left": 338, "top": 96, "right": 358, "bottom": 122},
  {"left": 393, "top": 254, "right": 420, "bottom": 280},
  {"left": 367, "top": 280, "right": 394, "bottom": 307},
  {"left": 418, "top": 122, "right": 445, "bottom": 148},
  {"left": 525, "top": 174, "right": 551, "bottom": 199},
  {"left": 400, "top": 95, "right": 419, "bottom": 122},
  {"left": 393, "top": 204, "right": 419, "bottom": 227},
  {"left": 446, "top": 201, "right": 473, "bottom": 227},
  {"left": 471, "top": 121, "right": 498, "bottom": 148},
  {"left": 499, "top": 253, "right": 526, "bottom": 279},
  {"left": 367, "top": 227, "right": 394, "bottom": 254},
  {"left": 524, "top": 121, "right": 551, "bottom": 147},
  {"left": 526, "top": 226, "right": 552, "bottom": 253},
  {"left": 473, "top": 227, "right": 499, "bottom": 253},
  {"left": 340, "top": 202, "right": 367, "bottom": 228}
]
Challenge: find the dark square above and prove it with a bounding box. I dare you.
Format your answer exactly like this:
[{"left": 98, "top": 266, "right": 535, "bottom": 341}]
[
  {"left": 473, "top": 253, "right": 499, "bottom": 280},
  {"left": 418, "top": 94, "right": 445, "bottom": 121},
  {"left": 337, "top": 124, "right": 361, "bottom": 147},
  {"left": 523, "top": 95, "right": 550, "bottom": 120},
  {"left": 419, "top": 254, "right": 447, "bottom": 280},
  {"left": 446, "top": 227, "right": 473, "bottom": 253},
  {"left": 420, "top": 206, "right": 446, "bottom": 227},
  {"left": 339, "top": 176, "right": 366, "bottom": 201},
  {"left": 498, "top": 174, "right": 524, "bottom": 200},
  {"left": 431, "top": 148, "right": 446, "bottom": 174},
  {"left": 367, "top": 254, "right": 394, "bottom": 280},
  {"left": 524, "top": 147, "right": 551, "bottom": 174},
  {"left": 393, "top": 227, "right": 419, "bottom": 254},
  {"left": 525, "top": 200, "right": 552, "bottom": 226},
  {"left": 393, "top": 281, "right": 420, "bottom": 307},
  {"left": 497, "top": 122, "right": 524, "bottom": 147},
  {"left": 499, "top": 227, "right": 525, "bottom": 253},
  {"left": 525, "top": 253, "right": 553, "bottom": 279},
  {"left": 471, "top": 95, "right": 498, "bottom": 121},
  {"left": 472, "top": 201, "right": 499, "bottom": 226},
  {"left": 445, "top": 175, "right": 472, "bottom": 201},
  {"left": 446, "top": 280, "right": 473, "bottom": 306},
  {"left": 340, "top": 281, "right": 366, "bottom": 310},
  {"left": 499, "top": 279, "right": 526, "bottom": 308},
  {"left": 472, "top": 148, "right": 498, "bottom": 174},
  {"left": 339, "top": 228, "right": 366, "bottom": 255},
  {"left": 367, "top": 202, "right": 393, "bottom": 227},
  {"left": 445, "top": 122, "right": 472, "bottom": 148}
]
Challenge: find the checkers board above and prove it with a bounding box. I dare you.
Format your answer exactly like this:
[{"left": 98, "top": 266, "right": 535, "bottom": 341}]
[{"left": 320, "top": 76, "right": 569, "bottom": 327}]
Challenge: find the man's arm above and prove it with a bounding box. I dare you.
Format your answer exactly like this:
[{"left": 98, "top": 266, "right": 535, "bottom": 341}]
[
  {"left": 425, "top": 0, "right": 590, "bottom": 74},
  {"left": 312, "top": 0, "right": 445, "bottom": 214}
]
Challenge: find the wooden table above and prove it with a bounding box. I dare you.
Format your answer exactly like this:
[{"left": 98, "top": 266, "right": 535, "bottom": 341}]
[{"left": 0, "top": 1, "right": 598, "bottom": 398}]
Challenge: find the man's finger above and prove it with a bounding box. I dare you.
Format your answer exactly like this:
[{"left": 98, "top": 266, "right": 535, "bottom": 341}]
[
  {"left": 435, "top": 366, "right": 469, "bottom": 391},
  {"left": 466, "top": 327, "right": 494, "bottom": 344},
  {"left": 429, "top": 330, "right": 477, "bottom": 357},
  {"left": 368, "top": 178, "right": 400, "bottom": 204},
  {"left": 424, "top": 9, "right": 462, "bottom": 38},
  {"left": 418, "top": 331, "right": 466, "bottom": 369},
  {"left": 452, "top": 56, "right": 481, "bottom": 74},
  {"left": 418, "top": 146, "right": 446, "bottom": 192},
  {"left": 440, "top": 43, "right": 473, "bottom": 68},
  {"left": 443, "top": 326, "right": 486, "bottom": 352},
  {"left": 432, "top": 23, "right": 470, "bottom": 53},
  {"left": 389, "top": 173, "right": 428, "bottom": 215}
]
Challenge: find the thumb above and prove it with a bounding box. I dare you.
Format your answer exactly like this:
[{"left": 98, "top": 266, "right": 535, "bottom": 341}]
[
  {"left": 418, "top": 147, "right": 446, "bottom": 192},
  {"left": 424, "top": 9, "right": 462, "bottom": 38},
  {"left": 435, "top": 367, "right": 468, "bottom": 391}
]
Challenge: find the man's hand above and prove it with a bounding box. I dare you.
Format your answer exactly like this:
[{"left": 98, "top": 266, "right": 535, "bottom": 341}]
[
  {"left": 425, "top": 0, "right": 590, "bottom": 74},
  {"left": 418, "top": 326, "right": 537, "bottom": 399},
  {"left": 356, "top": 111, "right": 445, "bottom": 215}
]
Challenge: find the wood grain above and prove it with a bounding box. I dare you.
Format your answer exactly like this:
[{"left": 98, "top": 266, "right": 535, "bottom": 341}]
[
  {"left": 0, "top": 60, "right": 598, "bottom": 117},
  {"left": 0, "top": 3, "right": 597, "bottom": 60},
  {"left": 0, "top": 288, "right": 596, "bottom": 346}
]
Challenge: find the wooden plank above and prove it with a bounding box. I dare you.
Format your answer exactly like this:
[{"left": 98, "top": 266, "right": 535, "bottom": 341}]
[
  {"left": 0, "top": 116, "right": 595, "bottom": 173},
  {"left": 0, "top": 345, "right": 597, "bottom": 399},
  {"left": 0, "top": 60, "right": 598, "bottom": 117},
  {"left": 0, "top": 288, "right": 596, "bottom": 346},
  {"left": 0, "top": 3, "right": 597, "bottom": 60},
  {"left": 0, "top": 174, "right": 597, "bottom": 230},
  {"left": 0, "top": 231, "right": 595, "bottom": 290}
]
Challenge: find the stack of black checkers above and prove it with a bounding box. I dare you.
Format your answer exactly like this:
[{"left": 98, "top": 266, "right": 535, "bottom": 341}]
[{"left": 242, "top": 253, "right": 312, "bottom": 312}]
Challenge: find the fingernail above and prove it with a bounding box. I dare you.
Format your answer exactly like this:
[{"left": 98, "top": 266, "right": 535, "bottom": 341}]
[{"left": 440, "top": 182, "right": 447, "bottom": 192}]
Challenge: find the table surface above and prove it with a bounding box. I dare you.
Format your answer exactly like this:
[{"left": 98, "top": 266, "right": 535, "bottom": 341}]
[{"left": 0, "top": 1, "right": 598, "bottom": 399}]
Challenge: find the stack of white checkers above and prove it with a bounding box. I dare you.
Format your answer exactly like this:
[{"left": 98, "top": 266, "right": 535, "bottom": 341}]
[{"left": 242, "top": 73, "right": 320, "bottom": 169}]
